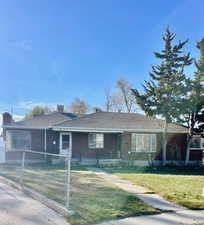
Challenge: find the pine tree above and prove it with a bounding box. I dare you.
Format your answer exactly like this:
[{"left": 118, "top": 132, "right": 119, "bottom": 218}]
[
  {"left": 132, "top": 27, "right": 192, "bottom": 165},
  {"left": 184, "top": 38, "right": 204, "bottom": 165}
]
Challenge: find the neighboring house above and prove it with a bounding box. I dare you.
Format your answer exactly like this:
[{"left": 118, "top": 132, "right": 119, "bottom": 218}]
[{"left": 2, "top": 106, "right": 204, "bottom": 166}]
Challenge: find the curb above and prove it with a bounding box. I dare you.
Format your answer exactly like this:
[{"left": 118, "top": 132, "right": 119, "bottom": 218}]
[{"left": 0, "top": 176, "right": 73, "bottom": 217}]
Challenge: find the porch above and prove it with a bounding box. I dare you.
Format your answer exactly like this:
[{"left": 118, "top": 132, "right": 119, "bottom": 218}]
[
  {"left": 4, "top": 129, "right": 123, "bottom": 163},
  {"left": 70, "top": 132, "right": 122, "bottom": 161}
]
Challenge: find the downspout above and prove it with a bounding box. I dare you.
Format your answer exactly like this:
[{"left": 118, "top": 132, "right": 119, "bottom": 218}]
[
  {"left": 162, "top": 119, "right": 167, "bottom": 166},
  {"left": 70, "top": 132, "right": 72, "bottom": 159},
  {"left": 44, "top": 129, "right": 47, "bottom": 161}
]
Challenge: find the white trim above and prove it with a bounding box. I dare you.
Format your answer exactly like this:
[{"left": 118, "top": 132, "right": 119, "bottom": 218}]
[
  {"left": 53, "top": 127, "right": 188, "bottom": 134},
  {"left": 130, "top": 133, "right": 157, "bottom": 153},
  {"left": 59, "top": 132, "right": 72, "bottom": 156},
  {"left": 190, "top": 136, "right": 204, "bottom": 150},
  {"left": 3, "top": 125, "right": 188, "bottom": 134},
  {"left": 44, "top": 129, "right": 47, "bottom": 160},
  {"left": 3, "top": 125, "right": 50, "bottom": 130},
  {"left": 6, "top": 130, "right": 31, "bottom": 152},
  {"left": 88, "top": 133, "right": 104, "bottom": 149},
  {"left": 202, "top": 138, "right": 204, "bottom": 149}
]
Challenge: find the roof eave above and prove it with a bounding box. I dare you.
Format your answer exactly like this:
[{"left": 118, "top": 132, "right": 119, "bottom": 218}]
[
  {"left": 2, "top": 125, "right": 188, "bottom": 134},
  {"left": 52, "top": 126, "right": 188, "bottom": 133},
  {"left": 2, "top": 125, "right": 50, "bottom": 130}
]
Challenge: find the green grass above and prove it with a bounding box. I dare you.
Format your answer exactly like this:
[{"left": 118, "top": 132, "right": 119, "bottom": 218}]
[
  {"left": 105, "top": 166, "right": 204, "bottom": 210},
  {"left": 0, "top": 164, "right": 158, "bottom": 225}
]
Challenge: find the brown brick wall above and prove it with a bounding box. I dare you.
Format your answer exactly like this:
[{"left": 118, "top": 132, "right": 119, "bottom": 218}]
[
  {"left": 120, "top": 132, "right": 203, "bottom": 161},
  {"left": 5, "top": 128, "right": 59, "bottom": 161},
  {"left": 6, "top": 128, "right": 202, "bottom": 162},
  {"left": 72, "top": 132, "right": 119, "bottom": 160}
]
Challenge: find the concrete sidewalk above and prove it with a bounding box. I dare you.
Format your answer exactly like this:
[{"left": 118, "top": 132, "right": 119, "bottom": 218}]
[
  {"left": 97, "top": 210, "right": 204, "bottom": 225},
  {"left": 0, "top": 181, "right": 69, "bottom": 225},
  {"left": 87, "top": 167, "right": 185, "bottom": 211},
  {"left": 88, "top": 168, "right": 204, "bottom": 225}
]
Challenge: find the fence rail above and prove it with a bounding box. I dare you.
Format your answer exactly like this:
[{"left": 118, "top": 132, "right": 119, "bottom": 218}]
[{"left": 20, "top": 150, "right": 71, "bottom": 210}]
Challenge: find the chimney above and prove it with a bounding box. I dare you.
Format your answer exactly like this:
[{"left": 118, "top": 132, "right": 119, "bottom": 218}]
[
  {"left": 57, "top": 105, "right": 64, "bottom": 113},
  {"left": 2, "top": 112, "right": 13, "bottom": 141},
  {"left": 93, "top": 107, "right": 103, "bottom": 113},
  {"left": 3, "top": 112, "right": 13, "bottom": 125}
]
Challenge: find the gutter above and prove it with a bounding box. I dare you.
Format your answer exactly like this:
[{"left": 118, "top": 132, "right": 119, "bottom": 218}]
[
  {"left": 2, "top": 125, "right": 51, "bottom": 130},
  {"left": 2, "top": 125, "right": 188, "bottom": 134},
  {"left": 52, "top": 126, "right": 188, "bottom": 134}
]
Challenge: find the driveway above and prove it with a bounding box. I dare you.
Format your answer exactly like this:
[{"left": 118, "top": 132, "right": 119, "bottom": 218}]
[{"left": 0, "top": 181, "right": 69, "bottom": 225}]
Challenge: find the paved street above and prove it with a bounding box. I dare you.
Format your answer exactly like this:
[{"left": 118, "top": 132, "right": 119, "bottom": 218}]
[{"left": 0, "top": 182, "right": 69, "bottom": 225}]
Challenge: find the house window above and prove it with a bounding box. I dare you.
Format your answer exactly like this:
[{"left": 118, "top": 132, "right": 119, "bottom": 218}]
[
  {"left": 6, "top": 130, "right": 31, "bottom": 151},
  {"left": 131, "top": 133, "right": 156, "bottom": 152},
  {"left": 61, "top": 134, "right": 70, "bottom": 150},
  {"left": 190, "top": 136, "right": 202, "bottom": 149},
  {"left": 88, "top": 133, "right": 104, "bottom": 149},
  {"left": 202, "top": 138, "right": 204, "bottom": 149},
  {"left": 59, "top": 133, "right": 72, "bottom": 155}
]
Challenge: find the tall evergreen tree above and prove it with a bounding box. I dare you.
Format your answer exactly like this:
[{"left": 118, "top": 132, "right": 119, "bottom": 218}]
[
  {"left": 132, "top": 27, "right": 192, "bottom": 165},
  {"left": 184, "top": 38, "right": 204, "bottom": 165}
]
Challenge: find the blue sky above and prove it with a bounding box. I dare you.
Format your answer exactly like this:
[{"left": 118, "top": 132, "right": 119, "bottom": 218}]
[{"left": 0, "top": 0, "right": 204, "bottom": 117}]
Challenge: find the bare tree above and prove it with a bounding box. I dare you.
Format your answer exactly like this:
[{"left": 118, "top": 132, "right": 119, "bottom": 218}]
[
  {"left": 104, "top": 88, "right": 124, "bottom": 112},
  {"left": 116, "top": 78, "right": 137, "bottom": 113},
  {"left": 69, "top": 98, "right": 89, "bottom": 114},
  {"left": 104, "top": 78, "right": 137, "bottom": 113},
  {"left": 104, "top": 88, "right": 112, "bottom": 112},
  {"left": 110, "top": 93, "right": 124, "bottom": 112}
]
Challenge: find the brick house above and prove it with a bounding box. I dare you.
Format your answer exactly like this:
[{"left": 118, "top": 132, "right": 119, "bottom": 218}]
[{"left": 2, "top": 108, "right": 204, "bottom": 166}]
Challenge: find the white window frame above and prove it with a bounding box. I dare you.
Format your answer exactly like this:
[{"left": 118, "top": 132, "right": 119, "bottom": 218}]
[
  {"left": 59, "top": 132, "right": 72, "bottom": 155},
  {"left": 190, "top": 136, "right": 203, "bottom": 150},
  {"left": 202, "top": 138, "right": 204, "bottom": 149},
  {"left": 88, "top": 133, "right": 104, "bottom": 149},
  {"left": 131, "top": 133, "right": 156, "bottom": 153},
  {"left": 6, "top": 130, "right": 31, "bottom": 151}
]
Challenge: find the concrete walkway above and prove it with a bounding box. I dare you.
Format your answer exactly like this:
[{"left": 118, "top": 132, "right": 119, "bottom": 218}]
[
  {"left": 0, "top": 181, "right": 69, "bottom": 225},
  {"left": 87, "top": 167, "right": 185, "bottom": 211},
  {"left": 97, "top": 210, "right": 204, "bottom": 225},
  {"left": 88, "top": 167, "right": 204, "bottom": 225}
]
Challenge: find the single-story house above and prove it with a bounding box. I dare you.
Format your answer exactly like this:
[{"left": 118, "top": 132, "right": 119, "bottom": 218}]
[{"left": 2, "top": 106, "right": 204, "bottom": 166}]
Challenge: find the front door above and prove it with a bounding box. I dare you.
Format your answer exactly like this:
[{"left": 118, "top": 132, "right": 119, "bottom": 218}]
[{"left": 60, "top": 133, "right": 72, "bottom": 156}]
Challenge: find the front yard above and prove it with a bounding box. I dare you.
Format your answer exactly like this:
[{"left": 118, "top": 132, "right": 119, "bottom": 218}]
[
  {"left": 105, "top": 167, "right": 204, "bottom": 209},
  {"left": 0, "top": 164, "right": 158, "bottom": 225}
]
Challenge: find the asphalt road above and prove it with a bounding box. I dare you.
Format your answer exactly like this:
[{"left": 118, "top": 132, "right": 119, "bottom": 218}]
[{"left": 0, "top": 182, "right": 69, "bottom": 225}]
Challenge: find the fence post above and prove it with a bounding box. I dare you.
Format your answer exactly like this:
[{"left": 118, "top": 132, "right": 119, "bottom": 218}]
[
  {"left": 65, "top": 152, "right": 71, "bottom": 210},
  {"left": 20, "top": 151, "right": 25, "bottom": 188}
]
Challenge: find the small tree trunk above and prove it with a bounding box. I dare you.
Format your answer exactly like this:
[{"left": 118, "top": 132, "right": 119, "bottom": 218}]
[
  {"left": 162, "top": 119, "right": 167, "bottom": 166},
  {"left": 185, "top": 134, "right": 192, "bottom": 166}
]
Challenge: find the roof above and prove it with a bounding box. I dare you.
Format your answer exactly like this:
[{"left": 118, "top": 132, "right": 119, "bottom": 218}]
[
  {"left": 5, "top": 112, "right": 81, "bottom": 128},
  {"left": 53, "top": 112, "right": 188, "bottom": 133}
]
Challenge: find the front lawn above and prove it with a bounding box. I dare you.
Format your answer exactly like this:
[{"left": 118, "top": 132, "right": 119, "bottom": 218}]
[
  {"left": 105, "top": 167, "right": 204, "bottom": 209},
  {"left": 0, "top": 164, "right": 158, "bottom": 225}
]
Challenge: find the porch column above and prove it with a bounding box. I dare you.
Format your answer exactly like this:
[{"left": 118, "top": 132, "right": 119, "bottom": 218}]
[
  {"left": 121, "top": 132, "right": 131, "bottom": 159},
  {"left": 44, "top": 129, "right": 47, "bottom": 160},
  {"left": 202, "top": 149, "right": 204, "bottom": 165},
  {"left": 70, "top": 132, "right": 72, "bottom": 159}
]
